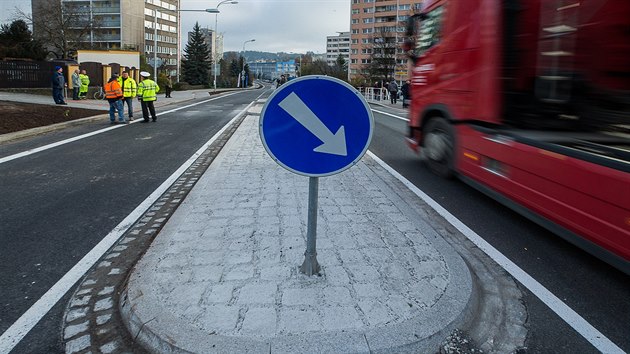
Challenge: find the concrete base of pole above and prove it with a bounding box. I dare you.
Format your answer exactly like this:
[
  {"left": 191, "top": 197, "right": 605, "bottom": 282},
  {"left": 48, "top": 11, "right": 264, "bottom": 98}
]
[{"left": 299, "top": 253, "right": 321, "bottom": 276}]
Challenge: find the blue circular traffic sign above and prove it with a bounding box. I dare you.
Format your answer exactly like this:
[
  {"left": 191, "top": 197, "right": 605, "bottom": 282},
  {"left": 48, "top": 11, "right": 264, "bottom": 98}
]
[{"left": 260, "top": 76, "right": 374, "bottom": 177}]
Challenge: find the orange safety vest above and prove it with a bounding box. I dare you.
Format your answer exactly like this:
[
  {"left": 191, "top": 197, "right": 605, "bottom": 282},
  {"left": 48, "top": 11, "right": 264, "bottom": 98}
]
[{"left": 104, "top": 80, "right": 123, "bottom": 99}]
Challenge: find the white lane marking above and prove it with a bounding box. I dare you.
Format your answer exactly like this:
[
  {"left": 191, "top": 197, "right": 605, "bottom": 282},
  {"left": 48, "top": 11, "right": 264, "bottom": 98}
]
[
  {"left": 0, "top": 100, "right": 256, "bottom": 353},
  {"left": 0, "top": 92, "right": 242, "bottom": 165},
  {"left": 371, "top": 108, "right": 409, "bottom": 122},
  {"left": 366, "top": 151, "right": 624, "bottom": 353}
]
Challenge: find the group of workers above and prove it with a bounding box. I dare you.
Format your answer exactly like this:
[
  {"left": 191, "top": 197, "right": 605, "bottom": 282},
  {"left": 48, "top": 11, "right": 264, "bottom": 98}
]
[
  {"left": 103, "top": 70, "right": 160, "bottom": 124},
  {"left": 52, "top": 66, "right": 161, "bottom": 124},
  {"left": 70, "top": 69, "right": 90, "bottom": 100}
]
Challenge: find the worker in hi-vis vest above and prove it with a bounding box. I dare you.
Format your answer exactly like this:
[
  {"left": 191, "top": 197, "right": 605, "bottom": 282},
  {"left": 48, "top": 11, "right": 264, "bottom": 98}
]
[{"left": 137, "top": 71, "right": 160, "bottom": 122}]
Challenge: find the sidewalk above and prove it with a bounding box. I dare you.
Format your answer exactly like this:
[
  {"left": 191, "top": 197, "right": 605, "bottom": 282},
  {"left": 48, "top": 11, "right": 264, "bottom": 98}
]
[
  {"left": 119, "top": 100, "right": 474, "bottom": 353},
  {"left": 0, "top": 89, "right": 231, "bottom": 143},
  {"left": 0, "top": 88, "right": 211, "bottom": 111}
]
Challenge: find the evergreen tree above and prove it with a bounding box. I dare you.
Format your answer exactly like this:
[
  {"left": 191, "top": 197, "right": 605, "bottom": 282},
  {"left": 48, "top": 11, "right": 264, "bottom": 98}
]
[
  {"left": 0, "top": 20, "right": 47, "bottom": 60},
  {"left": 230, "top": 58, "right": 240, "bottom": 78},
  {"left": 181, "top": 22, "right": 212, "bottom": 85},
  {"left": 331, "top": 54, "right": 348, "bottom": 80}
]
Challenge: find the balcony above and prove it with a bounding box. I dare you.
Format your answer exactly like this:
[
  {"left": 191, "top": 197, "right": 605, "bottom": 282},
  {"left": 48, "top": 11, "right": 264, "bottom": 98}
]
[{"left": 92, "top": 7, "right": 121, "bottom": 14}]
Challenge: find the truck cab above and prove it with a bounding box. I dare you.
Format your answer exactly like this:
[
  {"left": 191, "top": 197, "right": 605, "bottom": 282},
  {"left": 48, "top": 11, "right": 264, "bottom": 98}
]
[{"left": 404, "top": 0, "right": 630, "bottom": 273}]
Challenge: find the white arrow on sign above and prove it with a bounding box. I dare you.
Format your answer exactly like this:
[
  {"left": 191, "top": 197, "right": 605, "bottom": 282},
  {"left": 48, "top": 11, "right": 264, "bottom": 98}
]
[{"left": 278, "top": 92, "right": 347, "bottom": 156}]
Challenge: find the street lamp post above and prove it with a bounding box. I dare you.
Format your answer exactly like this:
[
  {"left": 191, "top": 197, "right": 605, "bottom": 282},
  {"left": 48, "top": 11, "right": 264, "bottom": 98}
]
[
  {"left": 153, "top": 10, "right": 158, "bottom": 79},
  {"left": 241, "top": 39, "right": 255, "bottom": 88},
  {"left": 213, "top": 1, "right": 238, "bottom": 91}
]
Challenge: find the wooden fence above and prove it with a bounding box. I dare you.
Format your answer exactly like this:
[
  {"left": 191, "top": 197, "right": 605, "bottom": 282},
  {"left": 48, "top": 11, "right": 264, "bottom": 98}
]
[
  {"left": 0, "top": 60, "right": 72, "bottom": 89},
  {"left": 0, "top": 60, "right": 136, "bottom": 89}
]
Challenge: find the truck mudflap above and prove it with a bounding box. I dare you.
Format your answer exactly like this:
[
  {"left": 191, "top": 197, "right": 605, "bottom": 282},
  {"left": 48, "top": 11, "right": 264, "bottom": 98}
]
[
  {"left": 405, "top": 126, "right": 422, "bottom": 153},
  {"left": 405, "top": 137, "right": 421, "bottom": 153}
]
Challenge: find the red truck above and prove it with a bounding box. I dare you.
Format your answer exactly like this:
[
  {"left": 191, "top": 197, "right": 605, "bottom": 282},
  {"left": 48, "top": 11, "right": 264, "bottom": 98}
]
[{"left": 404, "top": 0, "right": 629, "bottom": 273}]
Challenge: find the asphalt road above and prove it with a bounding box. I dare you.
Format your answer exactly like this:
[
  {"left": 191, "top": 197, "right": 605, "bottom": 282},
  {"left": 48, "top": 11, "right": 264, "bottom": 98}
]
[
  {"left": 0, "top": 88, "right": 268, "bottom": 353},
  {"left": 1, "top": 88, "right": 628, "bottom": 353},
  {"left": 367, "top": 104, "right": 630, "bottom": 353}
]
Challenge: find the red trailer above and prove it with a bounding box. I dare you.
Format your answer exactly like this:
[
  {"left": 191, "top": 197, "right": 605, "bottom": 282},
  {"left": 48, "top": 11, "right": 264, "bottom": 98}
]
[{"left": 404, "top": 0, "right": 630, "bottom": 273}]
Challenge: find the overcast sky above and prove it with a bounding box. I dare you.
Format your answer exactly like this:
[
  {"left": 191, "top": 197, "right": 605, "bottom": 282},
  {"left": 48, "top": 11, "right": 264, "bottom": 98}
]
[{"left": 0, "top": 0, "right": 350, "bottom": 53}]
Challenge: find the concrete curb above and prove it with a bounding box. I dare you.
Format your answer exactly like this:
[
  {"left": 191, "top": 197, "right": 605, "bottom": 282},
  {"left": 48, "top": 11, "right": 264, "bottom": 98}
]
[{"left": 0, "top": 113, "right": 111, "bottom": 144}]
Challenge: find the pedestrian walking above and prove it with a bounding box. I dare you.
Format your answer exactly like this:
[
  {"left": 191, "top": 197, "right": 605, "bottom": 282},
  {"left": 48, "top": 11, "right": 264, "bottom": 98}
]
[
  {"left": 104, "top": 73, "right": 126, "bottom": 124},
  {"left": 137, "top": 71, "right": 160, "bottom": 122},
  {"left": 79, "top": 70, "right": 90, "bottom": 99},
  {"left": 117, "top": 71, "right": 137, "bottom": 120},
  {"left": 401, "top": 80, "right": 411, "bottom": 108},
  {"left": 71, "top": 69, "right": 80, "bottom": 100},
  {"left": 165, "top": 77, "right": 173, "bottom": 98},
  {"left": 388, "top": 80, "right": 399, "bottom": 104},
  {"left": 52, "top": 66, "right": 67, "bottom": 105}
]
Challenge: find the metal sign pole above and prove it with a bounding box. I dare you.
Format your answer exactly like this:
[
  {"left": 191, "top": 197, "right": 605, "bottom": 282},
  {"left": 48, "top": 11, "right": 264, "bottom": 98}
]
[{"left": 300, "top": 177, "right": 321, "bottom": 275}]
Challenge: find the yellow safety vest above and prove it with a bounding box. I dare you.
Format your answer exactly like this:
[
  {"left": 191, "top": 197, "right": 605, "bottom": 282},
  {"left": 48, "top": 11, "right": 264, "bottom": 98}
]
[
  {"left": 138, "top": 79, "right": 159, "bottom": 102},
  {"left": 79, "top": 74, "right": 90, "bottom": 93},
  {"left": 117, "top": 77, "right": 137, "bottom": 98}
]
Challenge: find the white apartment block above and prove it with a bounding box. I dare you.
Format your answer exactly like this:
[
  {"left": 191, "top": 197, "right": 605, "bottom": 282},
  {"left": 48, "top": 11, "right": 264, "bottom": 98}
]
[{"left": 326, "top": 31, "right": 350, "bottom": 66}]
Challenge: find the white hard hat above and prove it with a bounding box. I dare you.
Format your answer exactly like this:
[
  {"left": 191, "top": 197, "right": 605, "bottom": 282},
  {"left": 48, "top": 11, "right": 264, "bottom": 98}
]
[{"left": 140, "top": 71, "right": 151, "bottom": 77}]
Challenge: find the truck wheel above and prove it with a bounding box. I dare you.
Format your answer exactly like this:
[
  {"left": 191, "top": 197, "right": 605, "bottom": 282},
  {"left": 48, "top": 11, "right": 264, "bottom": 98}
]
[{"left": 423, "top": 117, "right": 455, "bottom": 178}]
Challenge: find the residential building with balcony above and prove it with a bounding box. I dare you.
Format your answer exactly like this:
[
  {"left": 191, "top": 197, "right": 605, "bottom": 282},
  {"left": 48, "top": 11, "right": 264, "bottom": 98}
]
[{"left": 349, "top": 0, "right": 422, "bottom": 83}]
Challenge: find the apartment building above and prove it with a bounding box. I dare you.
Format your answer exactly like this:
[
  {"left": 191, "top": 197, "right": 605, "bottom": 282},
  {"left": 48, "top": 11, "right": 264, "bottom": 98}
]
[
  {"left": 349, "top": 0, "right": 422, "bottom": 82},
  {"left": 32, "top": 0, "right": 180, "bottom": 78},
  {"left": 326, "top": 32, "right": 350, "bottom": 66}
]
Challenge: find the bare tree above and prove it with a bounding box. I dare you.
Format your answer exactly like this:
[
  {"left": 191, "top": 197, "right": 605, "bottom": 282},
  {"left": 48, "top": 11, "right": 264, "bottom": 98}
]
[
  {"left": 17, "top": 1, "right": 98, "bottom": 59},
  {"left": 367, "top": 26, "right": 399, "bottom": 84}
]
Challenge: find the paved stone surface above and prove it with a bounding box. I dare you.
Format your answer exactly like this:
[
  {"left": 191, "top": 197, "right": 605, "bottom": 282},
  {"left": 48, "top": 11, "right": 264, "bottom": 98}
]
[{"left": 120, "top": 100, "right": 474, "bottom": 353}]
